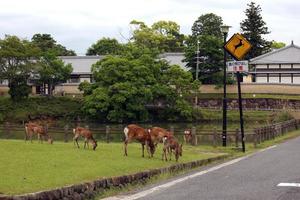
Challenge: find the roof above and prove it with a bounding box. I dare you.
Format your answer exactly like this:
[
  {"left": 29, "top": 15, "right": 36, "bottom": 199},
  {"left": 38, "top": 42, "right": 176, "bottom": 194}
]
[
  {"left": 250, "top": 42, "right": 300, "bottom": 64},
  {"left": 60, "top": 53, "right": 187, "bottom": 74},
  {"left": 60, "top": 56, "right": 104, "bottom": 74}
]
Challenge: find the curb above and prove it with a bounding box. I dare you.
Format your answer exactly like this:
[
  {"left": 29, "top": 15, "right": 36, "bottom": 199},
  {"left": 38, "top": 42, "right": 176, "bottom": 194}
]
[{"left": 0, "top": 154, "right": 230, "bottom": 200}]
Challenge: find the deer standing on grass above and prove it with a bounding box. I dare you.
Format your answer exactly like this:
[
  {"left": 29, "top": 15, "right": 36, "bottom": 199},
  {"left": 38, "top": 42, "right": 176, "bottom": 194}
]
[
  {"left": 162, "top": 136, "right": 183, "bottom": 162},
  {"left": 124, "top": 124, "right": 155, "bottom": 157},
  {"left": 183, "top": 129, "right": 192, "bottom": 144},
  {"left": 25, "top": 122, "right": 53, "bottom": 144},
  {"left": 148, "top": 127, "right": 173, "bottom": 147},
  {"left": 73, "top": 127, "right": 98, "bottom": 150}
]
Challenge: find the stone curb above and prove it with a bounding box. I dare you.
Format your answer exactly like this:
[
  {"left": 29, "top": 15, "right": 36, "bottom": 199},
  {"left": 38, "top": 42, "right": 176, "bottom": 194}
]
[{"left": 0, "top": 154, "right": 229, "bottom": 200}]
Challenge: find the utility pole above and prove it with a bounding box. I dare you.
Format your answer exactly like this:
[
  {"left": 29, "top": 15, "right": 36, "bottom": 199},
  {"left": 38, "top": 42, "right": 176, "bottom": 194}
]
[{"left": 195, "top": 40, "right": 200, "bottom": 106}]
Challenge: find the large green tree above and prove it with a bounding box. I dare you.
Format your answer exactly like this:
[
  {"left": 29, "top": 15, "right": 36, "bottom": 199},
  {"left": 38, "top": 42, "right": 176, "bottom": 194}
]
[
  {"left": 240, "top": 2, "right": 271, "bottom": 59},
  {"left": 0, "top": 35, "right": 40, "bottom": 100},
  {"left": 35, "top": 52, "right": 73, "bottom": 96},
  {"left": 191, "top": 13, "right": 223, "bottom": 39},
  {"left": 184, "top": 13, "right": 224, "bottom": 84},
  {"left": 80, "top": 44, "right": 198, "bottom": 122},
  {"left": 130, "top": 20, "right": 186, "bottom": 52},
  {"left": 86, "top": 37, "right": 124, "bottom": 55},
  {"left": 31, "top": 34, "right": 76, "bottom": 56}
]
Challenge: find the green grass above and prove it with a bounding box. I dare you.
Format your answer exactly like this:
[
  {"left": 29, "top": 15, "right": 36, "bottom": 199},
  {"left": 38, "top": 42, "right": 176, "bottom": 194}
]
[{"left": 0, "top": 140, "right": 225, "bottom": 195}]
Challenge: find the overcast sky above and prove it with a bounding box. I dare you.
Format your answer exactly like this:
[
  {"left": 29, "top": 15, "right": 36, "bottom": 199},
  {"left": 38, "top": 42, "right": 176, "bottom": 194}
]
[{"left": 1, "top": 0, "right": 299, "bottom": 55}]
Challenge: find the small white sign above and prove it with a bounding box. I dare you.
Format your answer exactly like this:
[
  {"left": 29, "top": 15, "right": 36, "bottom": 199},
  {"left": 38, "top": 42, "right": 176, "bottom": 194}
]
[{"left": 227, "top": 60, "right": 248, "bottom": 73}]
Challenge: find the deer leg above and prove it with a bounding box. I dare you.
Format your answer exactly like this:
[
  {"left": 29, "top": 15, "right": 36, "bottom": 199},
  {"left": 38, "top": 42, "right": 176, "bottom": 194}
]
[
  {"left": 145, "top": 141, "right": 152, "bottom": 158},
  {"left": 141, "top": 143, "right": 145, "bottom": 157},
  {"left": 124, "top": 139, "right": 128, "bottom": 156},
  {"left": 169, "top": 148, "right": 172, "bottom": 161},
  {"left": 73, "top": 135, "right": 80, "bottom": 148}
]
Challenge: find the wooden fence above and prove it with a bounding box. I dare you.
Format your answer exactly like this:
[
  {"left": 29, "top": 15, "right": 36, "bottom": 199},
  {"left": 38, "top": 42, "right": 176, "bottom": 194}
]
[{"left": 0, "top": 119, "right": 299, "bottom": 148}]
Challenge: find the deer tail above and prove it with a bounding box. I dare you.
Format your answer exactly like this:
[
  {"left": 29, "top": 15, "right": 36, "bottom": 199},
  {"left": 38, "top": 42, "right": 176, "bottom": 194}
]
[
  {"left": 124, "top": 127, "right": 129, "bottom": 139},
  {"left": 73, "top": 128, "right": 76, "bottom": 135},
  {"left": 162, "top": 136, "right": 168, "bottom": 144}
]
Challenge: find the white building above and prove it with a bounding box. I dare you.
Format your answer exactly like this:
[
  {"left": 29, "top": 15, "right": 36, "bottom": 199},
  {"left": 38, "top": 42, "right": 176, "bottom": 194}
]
[{"left": 250, "top": 42, "right": 300, "bottom": 84}]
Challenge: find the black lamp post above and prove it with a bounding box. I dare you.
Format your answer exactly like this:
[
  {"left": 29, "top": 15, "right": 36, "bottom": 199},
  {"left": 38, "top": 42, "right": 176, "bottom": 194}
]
[{"left": 220, "top": 24, "right": 231, "bottom": 147}]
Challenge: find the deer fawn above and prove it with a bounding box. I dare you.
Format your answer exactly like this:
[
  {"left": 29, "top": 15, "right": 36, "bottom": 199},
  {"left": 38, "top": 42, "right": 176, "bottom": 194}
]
[
  {"left": 162, "top": 136, "right": 182, "bottom": 162},
  {"left": 148, "top": 127, "right": 173, "bottom": 147}
]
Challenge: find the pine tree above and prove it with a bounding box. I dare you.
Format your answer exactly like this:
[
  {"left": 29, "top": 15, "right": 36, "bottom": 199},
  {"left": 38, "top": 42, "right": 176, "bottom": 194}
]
[{"left": 240, "top": 2, "right": 271, "bottom": 59}]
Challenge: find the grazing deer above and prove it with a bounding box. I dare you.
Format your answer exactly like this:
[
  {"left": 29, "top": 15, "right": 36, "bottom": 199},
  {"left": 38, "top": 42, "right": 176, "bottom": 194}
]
[
  {"left": 124, "top": 124, "right": 155, "bottom": 157},
  {"left": 183, "top": 129, "right": 192, "bottom": 144},
  {"left": 148, "top": 127, "right": 173, "bottom": 146},
  {"left": 73, "top": 127, "right": 98, "bottom": 150},
  {"left": 25, "top": 122, "right": 53, "bottom": 144},
  {"left": 162, "top": 136, "right": 183, "bottom": 162}
]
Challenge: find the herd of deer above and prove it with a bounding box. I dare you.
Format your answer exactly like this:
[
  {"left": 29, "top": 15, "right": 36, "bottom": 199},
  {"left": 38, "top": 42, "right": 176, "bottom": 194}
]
[{"left": 24, "top": 121, "right": 193, "bottom": 162}]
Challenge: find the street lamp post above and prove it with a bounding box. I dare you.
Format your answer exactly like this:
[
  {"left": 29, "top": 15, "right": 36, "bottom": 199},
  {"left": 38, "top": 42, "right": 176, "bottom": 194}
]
[{"left": 220, "top": 24, "right": 231, "bottom": 147}]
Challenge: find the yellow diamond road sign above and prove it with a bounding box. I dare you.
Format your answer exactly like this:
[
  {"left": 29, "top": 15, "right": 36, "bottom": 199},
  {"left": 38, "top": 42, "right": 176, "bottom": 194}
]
[{"left": 224, "top": 33, "right": 252, "bottom": 60}]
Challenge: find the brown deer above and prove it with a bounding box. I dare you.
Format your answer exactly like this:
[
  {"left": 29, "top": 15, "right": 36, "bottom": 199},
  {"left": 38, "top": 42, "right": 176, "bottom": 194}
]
[
  {"left": 25, "top": 122, "right": 53, "bottom": 144},
  {"left": 124, "top": 124, "right": 155, "bottom": 157},
  {"left": 148, "top": 127, "right": 173, "bottom": 146},
  {"left": 73, "top": 127, "right": 98, "bottom": 150},
  {"left": 183, "top": 129, "right": 192, "bottom": 144},
  {"left": 162, "top": 136, "right": 183, "bottom": 162}
]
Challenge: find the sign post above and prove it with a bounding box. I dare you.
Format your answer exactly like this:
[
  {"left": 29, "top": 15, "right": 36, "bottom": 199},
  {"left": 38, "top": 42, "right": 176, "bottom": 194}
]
[{"left": 224, "top": 33, "right": 252, "bottom": 153}]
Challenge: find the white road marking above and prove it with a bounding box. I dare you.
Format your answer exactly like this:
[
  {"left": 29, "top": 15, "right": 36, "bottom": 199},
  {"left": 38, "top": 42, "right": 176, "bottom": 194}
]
[
  {"left": 278, "top": 183, "right": 300, "bottom": 187},
  {"left": 102, "top": 145, "right": 277, "bottom": 200}
]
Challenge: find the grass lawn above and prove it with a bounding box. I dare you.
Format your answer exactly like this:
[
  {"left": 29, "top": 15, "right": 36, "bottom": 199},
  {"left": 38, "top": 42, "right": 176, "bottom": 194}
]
[{"left": 0, "top": 140, "right": 225, "bottom": 195}]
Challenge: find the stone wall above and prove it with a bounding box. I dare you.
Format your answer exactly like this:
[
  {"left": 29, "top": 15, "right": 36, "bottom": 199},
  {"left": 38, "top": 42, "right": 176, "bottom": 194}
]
[
  {"left": 0, "top": 155, "right": 229, "bottom": 200},
  {"left": 198, "top": 98, "right": 300, "bottom": 110}
]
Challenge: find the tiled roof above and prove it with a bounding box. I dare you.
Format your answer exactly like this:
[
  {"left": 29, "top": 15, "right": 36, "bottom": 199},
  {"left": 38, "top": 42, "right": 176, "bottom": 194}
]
[
  {"left": 60, "top": 53, "right": 187, "bottom": 74},
  {"left": 250, "top": 43, "right": 300, "bottom": 64}
]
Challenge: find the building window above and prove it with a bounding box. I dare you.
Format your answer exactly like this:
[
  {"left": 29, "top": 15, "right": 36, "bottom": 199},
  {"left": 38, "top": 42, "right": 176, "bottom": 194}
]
[{"left": 69, "top": 77, "right": 80, "bottom": 83}]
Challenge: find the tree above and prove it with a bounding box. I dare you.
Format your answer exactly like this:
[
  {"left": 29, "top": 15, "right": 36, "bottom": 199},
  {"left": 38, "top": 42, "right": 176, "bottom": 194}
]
[
  {"left": 86, "top": 37, "right": 124, "bottom": 55},
  {"left": 191, "top": 13, "right": 223, "bottom": 39},
  {"left": 240, "top": 2, "right": 271, "bottom": 59},
  {"left": 271, "top": 40, "right": 286, "bottom": 49},
  {"left": 31, "top": 33, "right": 76, "bottom": 56},
  {"left": 80, "top": 45, "right": 198, "bottom": 122},
  {"left": 36, "top": 52, "right": 73, "bottom": 96},
  {"left": 130, "top": 20, "right": 186, "bottom": 52},
  {"left": 0, "top": 35, "right": 40, "bottom": 100},
  {"left": 184, "top": 35, "right": 223, "bottom": 84}
]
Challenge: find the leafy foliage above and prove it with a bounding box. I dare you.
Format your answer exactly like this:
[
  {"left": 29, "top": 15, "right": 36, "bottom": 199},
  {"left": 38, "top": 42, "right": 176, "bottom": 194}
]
[
  {"left": 35, "top": 52, "right": 73, "bottom": 96},
  {"left": 80, "top": 45, "right": 198, "bottom": 122},
  {"left": 184, "top": 34, "right": 223, "bottom": 84},
  {"left": 0, "top": 35, "right": 40, "bottom": 101},
  {"left": 86, "top": 37, "right": 124, "bottom": 55},
  {"left": 130, "top": 20, "right": 186, "bottom": 52},
  {"left": 271, "top": 40, "right": 286, "bottom": 50},
  {"left": 31, "top": 33, "right": 76, "bottom": 56},
  {"left": 240, "top": 2, "right": 271, "bottom": 59},
  {"left": 191, "top": 13, "right": 223, "bottom": 39}
]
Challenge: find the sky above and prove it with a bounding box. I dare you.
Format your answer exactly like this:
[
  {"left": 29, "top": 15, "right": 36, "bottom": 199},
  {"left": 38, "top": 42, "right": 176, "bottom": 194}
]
[{"left": 1, "top": 0, "right": 300, "bottom": 55}]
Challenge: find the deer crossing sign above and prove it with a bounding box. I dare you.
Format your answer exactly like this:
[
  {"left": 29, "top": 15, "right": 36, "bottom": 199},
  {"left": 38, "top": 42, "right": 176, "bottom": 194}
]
[{"left": 224, "top": 33, "right": 252, "bottom": 60}]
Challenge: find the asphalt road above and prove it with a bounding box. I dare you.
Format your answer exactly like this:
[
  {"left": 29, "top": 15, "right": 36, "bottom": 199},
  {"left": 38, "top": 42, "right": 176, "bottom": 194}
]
[{"left": 106, "top": 136, "right": 300, "bottom": 200}]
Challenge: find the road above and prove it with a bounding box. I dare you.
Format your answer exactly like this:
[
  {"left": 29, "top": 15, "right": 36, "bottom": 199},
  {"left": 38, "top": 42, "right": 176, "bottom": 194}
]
[{"left": 105, "top": 136, "right": 300, "bottom": 200}]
